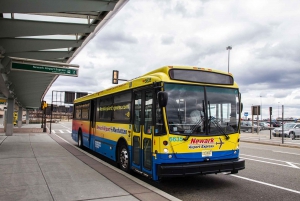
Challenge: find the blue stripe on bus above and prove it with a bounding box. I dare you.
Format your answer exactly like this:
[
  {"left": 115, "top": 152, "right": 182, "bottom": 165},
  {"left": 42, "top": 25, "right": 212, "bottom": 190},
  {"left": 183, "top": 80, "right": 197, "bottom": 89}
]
[{"left": 154, "top": 150, "right": 240, "bottom": 164}]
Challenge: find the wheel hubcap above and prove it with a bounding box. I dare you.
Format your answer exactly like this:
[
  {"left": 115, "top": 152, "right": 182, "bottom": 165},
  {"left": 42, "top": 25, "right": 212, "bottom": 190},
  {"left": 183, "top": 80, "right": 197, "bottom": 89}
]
[
  {"left": 120, "top": 148, "right": 128, "bottom": 169},
  {"left": 78, "top": 135, "right": 81, "bottom": 145}
]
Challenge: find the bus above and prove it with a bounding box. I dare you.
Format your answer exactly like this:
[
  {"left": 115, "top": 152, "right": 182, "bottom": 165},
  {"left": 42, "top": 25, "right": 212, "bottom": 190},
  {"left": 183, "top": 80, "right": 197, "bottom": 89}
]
[
  {"left": 71, "top": 66, "right": 245, "bottom": 181},
  {"left": 13, "top": 112, "right": 17, "bottom": 126}
]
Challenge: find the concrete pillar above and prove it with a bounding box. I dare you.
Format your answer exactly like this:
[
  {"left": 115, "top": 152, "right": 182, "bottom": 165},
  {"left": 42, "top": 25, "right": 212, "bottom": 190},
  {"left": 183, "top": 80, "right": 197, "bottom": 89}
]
[
  {"left": 18, "top": 107, "right": 22, "bottom": 128},
  {"left": 6, "top": 98, "right": 14, "bottom": 136},
  {"left": 26, "top": 110, "right": 29, "bottom": 124}
]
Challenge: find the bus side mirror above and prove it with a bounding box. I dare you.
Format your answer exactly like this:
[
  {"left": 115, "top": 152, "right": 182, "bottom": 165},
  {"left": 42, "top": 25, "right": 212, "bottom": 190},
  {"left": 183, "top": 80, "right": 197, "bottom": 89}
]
[
  {"left": 157, "top": 91, "right": 168, "bottom": 107},
  {"left": 241, "top": 103, "right": 243, "bottom": 112}
]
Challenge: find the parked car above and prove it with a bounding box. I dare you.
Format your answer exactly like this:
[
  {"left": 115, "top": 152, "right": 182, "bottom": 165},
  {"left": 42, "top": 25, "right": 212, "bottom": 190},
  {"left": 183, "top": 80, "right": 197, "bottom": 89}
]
[
  {"left": 287, "top": 123, "right": 300, "bottom": 140},
  {"left": 272, "top": 123, "right": 300, "bottom": 139},
  {"left": 259, "top": 122, "right": 270, "bottom": 130},
  {"left": 271, "top": 121, "right": 280, "bottom": 127},
  {"left": 240, "top": 121, "right": 261, "bottom": 132}
]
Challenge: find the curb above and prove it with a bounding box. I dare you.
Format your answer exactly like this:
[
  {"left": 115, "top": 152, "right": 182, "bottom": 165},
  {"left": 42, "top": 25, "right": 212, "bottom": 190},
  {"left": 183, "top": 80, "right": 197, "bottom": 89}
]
[
  {"left": 51, "top": 132, "right": 182, "bottom": 201},
  {"left": 241, "top": 140, "right": 300, "bottom": 149}
]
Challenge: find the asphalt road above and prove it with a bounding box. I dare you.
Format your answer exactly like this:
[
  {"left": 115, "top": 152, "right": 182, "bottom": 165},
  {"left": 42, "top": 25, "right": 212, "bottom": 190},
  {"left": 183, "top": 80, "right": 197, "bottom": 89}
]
[{"left": 50, "top": 121, "right": 300, "bottom": 201}]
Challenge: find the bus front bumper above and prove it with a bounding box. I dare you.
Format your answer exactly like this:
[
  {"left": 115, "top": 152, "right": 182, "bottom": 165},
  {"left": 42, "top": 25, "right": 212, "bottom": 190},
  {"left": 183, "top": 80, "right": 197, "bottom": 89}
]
[{"left": 157, "top": 158, "right": 245, "bottom": 177}]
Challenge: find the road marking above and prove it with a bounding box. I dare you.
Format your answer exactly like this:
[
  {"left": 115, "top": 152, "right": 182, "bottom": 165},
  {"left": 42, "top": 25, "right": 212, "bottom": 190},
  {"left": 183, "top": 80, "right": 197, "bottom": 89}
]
[
  {"left": 272, "top": 150, "right": 300, "bottom": 156},
  {"left": 51, "top": 129, "right": 72, "bottom": 134},
  {"left": 240, "top": 154, "right": 300, "bottom": 169},
  {"left": 241, "top": 154, "right": 300, "bottom": 164},
  {"left": 241, "top": 157, "right": 300, "bottom": 169},
  {"left": 229, "top": 174, "right": 300, "bottom": 195},
  {"left": 52, "top": 130, "right": 56, "bottom": 133},
  {"left": 286, "top": 162, "right": 299, "bottom": 168},
  {"left": 59, "top": 124, "right": 72, "bottom": 130}
]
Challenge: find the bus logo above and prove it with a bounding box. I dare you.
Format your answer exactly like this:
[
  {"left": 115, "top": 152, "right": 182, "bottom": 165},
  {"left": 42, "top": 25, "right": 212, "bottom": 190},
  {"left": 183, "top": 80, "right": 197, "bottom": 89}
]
[
  {"left": 190, "top": 138, "right": 214, "bottom": 144},
  {"left": 216, "top": 137, "right": 225, "bottom": 149},
  {"left": 143, "top": 78, "right": 151, "bottom": 83}
]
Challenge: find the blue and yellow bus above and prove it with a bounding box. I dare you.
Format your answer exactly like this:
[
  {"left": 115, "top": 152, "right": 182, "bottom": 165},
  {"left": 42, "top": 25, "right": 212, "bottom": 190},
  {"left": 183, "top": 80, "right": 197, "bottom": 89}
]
[{"left": 71, "top": 66, "right": 245, "bottom": 181}]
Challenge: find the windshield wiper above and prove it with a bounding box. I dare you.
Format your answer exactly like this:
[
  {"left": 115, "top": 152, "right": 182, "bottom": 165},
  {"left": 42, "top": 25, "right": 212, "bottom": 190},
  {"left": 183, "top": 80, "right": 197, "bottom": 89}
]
[
  {"left": 183, "top": 133, "right": 192, "bottom": 141},
  {"left": 209, "top": 116, "right": 230, "bottom": 140},
  {"left": 183, "top": 117, "right": 205, "bottom": 141}
]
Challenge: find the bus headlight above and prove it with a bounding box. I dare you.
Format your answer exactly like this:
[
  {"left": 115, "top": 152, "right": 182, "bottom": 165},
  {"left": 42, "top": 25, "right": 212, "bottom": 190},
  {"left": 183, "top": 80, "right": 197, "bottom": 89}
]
[{"left": 163, "top": 148, "right": 169, "bottom": 153}]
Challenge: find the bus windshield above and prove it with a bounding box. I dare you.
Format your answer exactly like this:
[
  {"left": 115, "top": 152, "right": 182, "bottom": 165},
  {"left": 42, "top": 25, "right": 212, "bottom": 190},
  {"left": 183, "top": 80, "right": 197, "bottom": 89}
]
[{"left": 165, "top": 83, "right": 239, "bottom": 136}]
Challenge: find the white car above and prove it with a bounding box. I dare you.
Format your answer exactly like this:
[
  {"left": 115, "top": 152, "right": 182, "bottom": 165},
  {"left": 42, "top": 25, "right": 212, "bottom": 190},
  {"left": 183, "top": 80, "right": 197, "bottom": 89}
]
[
  {"left": 272, "top": 123, "right": 300, "bottom": 138},
  {"left": 240, "top": 121, "right": 261, "bottom": 132},
  {"left": 259, "top": 122, "right": 270, "bottom": 130},
  {"left": 287, "top": 123, "right": 300, "bottom": 140}
]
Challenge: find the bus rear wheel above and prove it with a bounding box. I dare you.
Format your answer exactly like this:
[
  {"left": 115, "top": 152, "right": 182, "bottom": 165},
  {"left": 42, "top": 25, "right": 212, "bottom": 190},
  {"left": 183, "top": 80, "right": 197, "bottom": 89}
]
[
  {"left": 118, "top": 143, "right": 130, "bottom": 172},
  {"left": 78, "top": 132, "right": 83, "bottom": 148}
]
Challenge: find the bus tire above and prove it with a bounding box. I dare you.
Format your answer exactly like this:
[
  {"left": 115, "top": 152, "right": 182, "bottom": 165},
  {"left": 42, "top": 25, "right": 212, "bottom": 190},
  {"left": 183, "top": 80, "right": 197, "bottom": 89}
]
[
  {"left": 118, "top": 143, "right": 130, "bottom": 172},
  {"left": 78, "top": 131, "right": 83, "bottom": 148}
]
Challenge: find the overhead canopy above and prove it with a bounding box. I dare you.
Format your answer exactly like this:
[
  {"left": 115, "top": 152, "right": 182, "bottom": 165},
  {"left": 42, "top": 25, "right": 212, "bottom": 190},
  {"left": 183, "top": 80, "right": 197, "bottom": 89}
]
[{"left": 0, "top": 0, "right": 128, "bottom": 109}]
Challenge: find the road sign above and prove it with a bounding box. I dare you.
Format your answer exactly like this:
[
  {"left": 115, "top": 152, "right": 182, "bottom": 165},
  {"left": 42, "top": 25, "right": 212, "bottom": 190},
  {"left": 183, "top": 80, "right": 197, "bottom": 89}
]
[
  {"left": 11, "top": 62, "right": 78, "bottom": 77},
  {"left": 244, "top": 112, "right": 248, "bottom": 116},
  {"left": 0, "top": 99, "right": 7, "bottom": 104}
]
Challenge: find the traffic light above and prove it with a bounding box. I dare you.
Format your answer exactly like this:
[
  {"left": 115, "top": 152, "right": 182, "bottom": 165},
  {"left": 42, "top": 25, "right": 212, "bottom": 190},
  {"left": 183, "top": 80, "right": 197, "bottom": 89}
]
[
  {"left": 112, "top": 70, "right": 119, "bottom": 84},
  {"left": 41, "top": 101, "right": 47, "bottom": 110}
]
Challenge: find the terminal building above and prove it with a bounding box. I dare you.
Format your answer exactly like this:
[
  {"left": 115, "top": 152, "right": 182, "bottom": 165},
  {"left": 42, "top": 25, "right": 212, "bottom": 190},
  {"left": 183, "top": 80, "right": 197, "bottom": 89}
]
[{"left": 0, "top": 0, "right": 128, "bottom": 135}]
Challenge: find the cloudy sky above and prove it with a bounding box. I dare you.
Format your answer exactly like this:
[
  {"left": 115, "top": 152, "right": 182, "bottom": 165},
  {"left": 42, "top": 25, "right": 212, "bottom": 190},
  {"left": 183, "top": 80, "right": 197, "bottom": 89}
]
[{"left": 46, "top": 0, "right": 300, "bottom": 120}]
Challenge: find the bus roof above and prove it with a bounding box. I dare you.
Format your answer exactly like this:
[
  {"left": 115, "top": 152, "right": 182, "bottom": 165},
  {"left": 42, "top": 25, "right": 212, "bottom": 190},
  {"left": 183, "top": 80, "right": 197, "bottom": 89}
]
[{"left": 74, "top": 65, "right": 237, "bottom": 103}]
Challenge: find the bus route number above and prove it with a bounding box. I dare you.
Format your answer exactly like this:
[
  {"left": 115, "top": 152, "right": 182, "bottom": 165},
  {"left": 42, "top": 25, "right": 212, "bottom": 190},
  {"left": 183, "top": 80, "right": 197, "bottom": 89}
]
[{"left": 169, "top": 137, "right": 183, "bottom": 142}]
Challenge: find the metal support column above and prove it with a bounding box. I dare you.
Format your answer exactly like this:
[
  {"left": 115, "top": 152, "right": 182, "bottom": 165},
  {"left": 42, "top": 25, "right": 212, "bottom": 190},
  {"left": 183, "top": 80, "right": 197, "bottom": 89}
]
[
  {"left": 18, "top": 106, "right": 22, "bottom": 128},
  {"left": 5, "top": 98, "right": 15, "bottom": 136}
]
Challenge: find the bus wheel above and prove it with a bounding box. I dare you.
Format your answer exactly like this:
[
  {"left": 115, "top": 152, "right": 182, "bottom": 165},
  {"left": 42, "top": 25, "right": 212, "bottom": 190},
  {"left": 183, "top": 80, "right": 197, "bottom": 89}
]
[
  {"left": 118, "top": 143, "right": 130, "bottom": 172},
  {"left": 78, "top": 131, "right": 83, "bottom": 148}
]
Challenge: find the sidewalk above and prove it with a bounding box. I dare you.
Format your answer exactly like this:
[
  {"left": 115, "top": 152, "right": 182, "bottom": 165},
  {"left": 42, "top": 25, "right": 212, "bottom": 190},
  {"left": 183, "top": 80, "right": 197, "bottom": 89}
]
[
  {"left": 1, "top": 127, "right": 299, "bottom": 201},
  {"left": 240, "top": 129, "right": 300, "bottom": 149},
  {"left": 0, "top": 131, "right": 181, "bottom": 201}
]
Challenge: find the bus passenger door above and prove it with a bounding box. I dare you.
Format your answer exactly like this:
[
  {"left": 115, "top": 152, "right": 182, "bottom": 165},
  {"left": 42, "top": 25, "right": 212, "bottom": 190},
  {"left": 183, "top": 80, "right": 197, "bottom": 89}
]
[
  {"left": 132, "top": 90, "right": 154, "bottom": 177},
  {"left": 89, "top": 99, "right": 96, "bottom": 148}
]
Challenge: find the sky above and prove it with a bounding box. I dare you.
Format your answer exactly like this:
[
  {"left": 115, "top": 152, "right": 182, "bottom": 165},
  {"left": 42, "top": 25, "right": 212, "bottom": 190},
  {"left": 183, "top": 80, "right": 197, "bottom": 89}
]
[{"left": 46, "top": 0, "right": 300, "bottom": 120}]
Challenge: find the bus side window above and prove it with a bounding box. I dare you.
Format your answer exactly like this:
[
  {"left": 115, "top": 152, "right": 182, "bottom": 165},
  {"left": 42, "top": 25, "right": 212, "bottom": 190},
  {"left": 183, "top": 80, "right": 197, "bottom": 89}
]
[
  {"left": 134, "top": 92, "right": 142, "bottom": 132},
  {"left": 144, "top": 91, "right": 153, "bottom": 134}
]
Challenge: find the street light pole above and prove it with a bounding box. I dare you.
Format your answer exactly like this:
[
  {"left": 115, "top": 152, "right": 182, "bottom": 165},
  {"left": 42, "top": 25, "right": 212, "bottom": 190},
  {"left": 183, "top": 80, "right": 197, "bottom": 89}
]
[
  {"left": 260, "top": 95, "right": 262, "bottom": 120},
  {"left": 278, "top": 102, "right": 280, "bottom": 120},
  {"left": 226, "top": 46, "right": 232, "bottom": 73}
]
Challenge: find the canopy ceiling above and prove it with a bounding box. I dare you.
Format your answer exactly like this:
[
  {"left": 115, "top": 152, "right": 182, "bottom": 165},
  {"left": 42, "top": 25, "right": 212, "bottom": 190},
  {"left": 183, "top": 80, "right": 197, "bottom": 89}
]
[{"left": 0, "top": 0, "right": 128, "bottom": 109}]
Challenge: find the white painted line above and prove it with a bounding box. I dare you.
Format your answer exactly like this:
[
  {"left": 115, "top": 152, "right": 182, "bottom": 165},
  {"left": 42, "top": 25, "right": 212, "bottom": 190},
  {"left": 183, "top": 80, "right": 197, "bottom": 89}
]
[
  {"left": 241, "top": 154, "right": 300, "bottom": 166},
  {"left": 241, "top": 157, "right": 298, "bottom": 168},
  {"left": 273, "top": 150, "right": 300, "bottom": 156},
  {"left": 60, "top": 124, "right": 72, "bottom": 129},
  {"left": 286, "top": 162, "right": 299, "bottom": 169},
  {"left": 52, "top": 133, "right": 182, "bottom": 201},
  {"left": 66, "top": 130, "right": 71, "bottom": 133},
  {"left": 230, "top": 174, "right": 300, "bottom": 195},
  {"left": 51, "top": 130, "right": 56, "bottom": 133},
  {"left": 59, "top": 130, "right": 64, "bottom": 133}
]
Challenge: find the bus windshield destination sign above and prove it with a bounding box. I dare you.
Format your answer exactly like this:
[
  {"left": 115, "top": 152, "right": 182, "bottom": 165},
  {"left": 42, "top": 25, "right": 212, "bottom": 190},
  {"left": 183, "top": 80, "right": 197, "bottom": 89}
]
[{"left": 11, "top": 62, "right": 78, "bottom": 77}]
